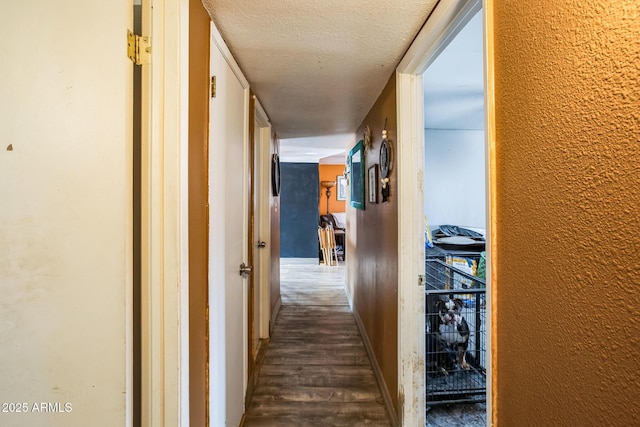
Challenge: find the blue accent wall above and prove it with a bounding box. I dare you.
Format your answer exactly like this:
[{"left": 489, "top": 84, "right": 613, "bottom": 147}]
[{"left": 280, "top": 163, "right": 319, "bottom": 258}]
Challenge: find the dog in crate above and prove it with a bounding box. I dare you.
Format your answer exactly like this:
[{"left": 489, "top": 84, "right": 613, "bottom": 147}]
[
  {"left": 426, "top": 331, "right": 453, "bottom": 375},
  {"left": 428, "top": 297, "right": 470, "bottom": 374}
]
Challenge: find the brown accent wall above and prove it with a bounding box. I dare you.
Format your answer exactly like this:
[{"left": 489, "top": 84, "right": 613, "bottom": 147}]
[
  {"left": 491, "top": 1, "right": 640, "bottom": 425},
  {"left": 347, "top": 76, "right": 398, "bottom": 411},
  {"left": 318, "top": 164, "right": 347, "bottom": 215},
  {"left": 188, "top": 0, "right": 210, "bottom": 425}
]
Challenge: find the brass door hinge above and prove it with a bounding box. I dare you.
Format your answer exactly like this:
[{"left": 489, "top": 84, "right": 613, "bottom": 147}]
[
  {"left": 418, "top": 274, "right": 426, "bottom": 286},
  {"left": 127, "top": 30, "right": 151, "bottom": 65},
  {"left": 211, "top": 76, "right": 216, "bottom": 98}
]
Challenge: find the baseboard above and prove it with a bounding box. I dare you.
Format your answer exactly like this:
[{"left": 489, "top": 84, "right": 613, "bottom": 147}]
[
  {"left": 344, "top": 282, "right": 354, "bottom": 311},
  {"left": 270, "top": 295, "right": 282, "bottom": 335},
  {"left": 352, "top": 308, "right": 399, "bottom": 427},
  {"left": 245, "top": 295, "right": 282, "bottom": 414},
  {"left": 244, "top": 337, "right": 270, "bottom": 416},
  {"left": 246, "top": 293, "right": 280, "bottom": 415}
]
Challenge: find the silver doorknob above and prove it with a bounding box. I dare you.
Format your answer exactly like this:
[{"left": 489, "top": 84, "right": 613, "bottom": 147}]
[
  {"left": 257, "top": 241, "right": 267, "bottom": 248},
  {"left": 239, "top": 262, "right": 252, "bottom": 277}
]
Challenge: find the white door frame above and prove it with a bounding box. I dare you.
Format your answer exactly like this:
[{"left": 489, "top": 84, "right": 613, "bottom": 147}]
[
  {"left": 139, "top": 0, "right": 190, "bottom": 425},
  {"left": 254, "top": 99, "right": 273, "bottom": 340},
  {"left": 395, "top": 0, "right": 489, "bottom": 425}
]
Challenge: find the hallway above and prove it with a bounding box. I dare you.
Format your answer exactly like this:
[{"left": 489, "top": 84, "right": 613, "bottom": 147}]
[{"left": 244, "top": 259, "right": 392, "bottom": 426}]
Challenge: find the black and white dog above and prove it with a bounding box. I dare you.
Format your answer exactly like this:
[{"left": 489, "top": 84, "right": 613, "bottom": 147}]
[{"left": 427, "top": 297, "right": 470, "bottom": 375}]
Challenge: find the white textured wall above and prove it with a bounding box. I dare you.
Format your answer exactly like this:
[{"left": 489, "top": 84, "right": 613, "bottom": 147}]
[
  {"left": 0, "top": 1, "right": 131, "bottom": 426},
  {"left": 492, "top": 0, "right": 640, "bottom": 425},
  {"left": 424, "top": 129, "right": 486, "bottom": 229}
]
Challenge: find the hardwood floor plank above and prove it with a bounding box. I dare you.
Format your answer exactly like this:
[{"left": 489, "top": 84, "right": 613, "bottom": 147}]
[
  {"left": 247, "top": 400, "right": 387, "bottom": 417},
  {"left": 250, "top": 385, "right": 384, "bottom": 403},
  {"left": 244, "top": 414, "right": 391, "bottom": 427},
  {"left": 243, "top": 259, "right": 391, "bottom": 426},
  {"left": 256, "top": 373, "right": 378, "bottom": 388},
  {"left": 263, "top": 354, "right": 371, "bottom": 366},
  {"left": 277, "top": 305, "right": 352, "bottom": 314}
]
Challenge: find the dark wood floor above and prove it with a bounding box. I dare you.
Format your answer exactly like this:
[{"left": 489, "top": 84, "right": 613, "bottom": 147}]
[{"left": 243, "top": 259, "right": 392, "bottom": 426}]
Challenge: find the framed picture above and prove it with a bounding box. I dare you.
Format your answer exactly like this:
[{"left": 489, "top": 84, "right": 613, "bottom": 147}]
[
  {"left": 368, "top": 164, "right": 379, "bottom": 204},
  {"left": 336, "top": 175, "right": 347, "bottom": 201},
  {"left": 349, "top": 140, "right": 365, "bottom": 210}
]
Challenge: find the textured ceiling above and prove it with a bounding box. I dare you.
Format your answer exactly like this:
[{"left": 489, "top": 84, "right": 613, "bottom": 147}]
[{"left": 202, "top": 0, "right": 438, "bottom": 145}]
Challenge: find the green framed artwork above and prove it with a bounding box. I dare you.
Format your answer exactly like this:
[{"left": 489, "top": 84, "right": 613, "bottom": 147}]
[{"left": 348, "top": 140, "right": 365, "bottom": 210}]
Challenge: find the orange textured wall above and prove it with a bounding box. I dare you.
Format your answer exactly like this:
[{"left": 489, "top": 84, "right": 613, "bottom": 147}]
[
  {"left": 318, "top": 164, "right": 346, "bottom": 215},
  {"left": 490, "top": 1, "right": 640, "bottom": 425}
]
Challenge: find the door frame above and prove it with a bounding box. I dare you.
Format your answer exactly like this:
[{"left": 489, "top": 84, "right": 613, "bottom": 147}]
[
  {"left": 187, "top": 0, "right": 212, "bottom": 424},
  {"left": 395, "top": 0, "right": 491, "bottom": 425},
  {"left": 246, "top": 93, "right": 272, "bottom": 406},
  {"left": 139, "top": 0, "right": 190, "bottom": 425},
  {"left": 254, "top": 98, "right": 272, "bottom": 341}
]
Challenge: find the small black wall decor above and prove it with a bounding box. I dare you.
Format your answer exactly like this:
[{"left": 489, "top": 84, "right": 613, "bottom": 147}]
[{"left": 271, "top": 153, "right": 281, "bottom": 196}]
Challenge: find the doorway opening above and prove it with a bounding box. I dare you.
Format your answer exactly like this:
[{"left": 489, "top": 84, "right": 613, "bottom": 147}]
[
  {"left": 396, "top": 0, "right": 490, "bottom": 425},
  {"left": 276, "top": 157, "right": 347, "bottom": 271},
  {"left": 422, "top": 7, "right": 487, "bottom": 424},
  {"left": 318, "top": 158, "right": 348, "bottom": 266}
]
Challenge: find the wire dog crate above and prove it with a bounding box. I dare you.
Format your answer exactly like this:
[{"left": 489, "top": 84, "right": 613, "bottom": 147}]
[{"left": 425, "top": 257, "right": 487, "bottom": 407}]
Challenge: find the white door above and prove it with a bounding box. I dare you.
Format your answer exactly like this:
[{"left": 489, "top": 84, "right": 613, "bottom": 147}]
[
  {"left": 0, "top": 1, "right": 133, "bottom": 426},
  {"left": 209, "top": 29, "right": 249, "bottom": 426}
]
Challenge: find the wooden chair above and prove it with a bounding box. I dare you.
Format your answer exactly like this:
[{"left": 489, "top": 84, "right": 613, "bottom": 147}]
[
  {"left": 325, "top": 225, "right": 342, "bottom": 265},
  {"left": 318, "top": 226, "right": 330, "bottom": 265}
]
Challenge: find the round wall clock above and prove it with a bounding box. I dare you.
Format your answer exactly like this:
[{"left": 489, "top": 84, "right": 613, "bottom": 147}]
[
  {"left": 379, "top": 138, "right": 392, "bottom": 179},
  {"left": 271, "top": 153, "right": 281, "bottom": 196}
]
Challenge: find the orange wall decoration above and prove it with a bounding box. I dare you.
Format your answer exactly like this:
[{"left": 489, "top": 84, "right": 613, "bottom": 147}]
[{"left": 318, "top": 164, "right": 346, "bottom": 215}]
